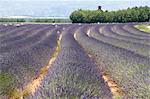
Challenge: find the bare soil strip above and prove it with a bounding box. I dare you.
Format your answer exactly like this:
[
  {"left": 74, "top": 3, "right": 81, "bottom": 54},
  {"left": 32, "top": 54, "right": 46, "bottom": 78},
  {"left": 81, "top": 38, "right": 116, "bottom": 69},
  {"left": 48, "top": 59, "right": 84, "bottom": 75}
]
[
  {"left": 9, "top": 34, "right": 62, "bottom": 99},
  {"left": 102, "top": 72, "right": 125, "bottom": 99}
]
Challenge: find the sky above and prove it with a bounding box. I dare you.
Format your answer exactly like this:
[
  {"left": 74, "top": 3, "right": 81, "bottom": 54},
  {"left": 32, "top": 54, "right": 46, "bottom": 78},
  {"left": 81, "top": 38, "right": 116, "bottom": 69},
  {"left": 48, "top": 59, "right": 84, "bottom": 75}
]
[{"left": 0, "top": 0, "right": 149, "bottom": 18}]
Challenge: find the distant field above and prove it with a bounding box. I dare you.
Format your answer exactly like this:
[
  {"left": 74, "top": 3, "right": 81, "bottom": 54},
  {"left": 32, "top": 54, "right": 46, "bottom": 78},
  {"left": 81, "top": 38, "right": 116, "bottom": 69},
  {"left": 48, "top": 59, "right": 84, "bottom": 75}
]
[{"left": 0, "top": 23, "right": 149, "bottom": 99}]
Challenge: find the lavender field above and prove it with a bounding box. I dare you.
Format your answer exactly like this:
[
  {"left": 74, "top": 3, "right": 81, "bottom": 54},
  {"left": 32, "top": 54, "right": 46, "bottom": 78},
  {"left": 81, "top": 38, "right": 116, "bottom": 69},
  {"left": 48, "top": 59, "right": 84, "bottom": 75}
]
[{"left": 0, "top": 23, "right": 150, "bottom": 99}]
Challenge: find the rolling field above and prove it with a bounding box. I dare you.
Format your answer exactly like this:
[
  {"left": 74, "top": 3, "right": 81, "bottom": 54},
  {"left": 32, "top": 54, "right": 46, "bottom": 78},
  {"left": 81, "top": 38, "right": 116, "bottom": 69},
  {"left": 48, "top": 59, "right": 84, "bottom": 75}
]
[{"left": 0, "top": 23, "right": 150, "bottom": 99}]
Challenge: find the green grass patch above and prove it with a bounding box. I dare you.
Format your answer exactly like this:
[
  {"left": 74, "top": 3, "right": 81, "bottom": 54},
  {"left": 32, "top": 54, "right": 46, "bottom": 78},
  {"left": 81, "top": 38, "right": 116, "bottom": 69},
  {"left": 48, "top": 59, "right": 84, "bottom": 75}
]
[
  {"left": 113, "top": 95, "right": 123, "bottom": 99},
  {"left": 0, "top": 73, "right": 22, "bottom": 98},
  {"left": 135, "top": 24, "right": 150, "bottom": 33},
  {"left": 0, "top": 73, "right": 15, "bottom": 95}
]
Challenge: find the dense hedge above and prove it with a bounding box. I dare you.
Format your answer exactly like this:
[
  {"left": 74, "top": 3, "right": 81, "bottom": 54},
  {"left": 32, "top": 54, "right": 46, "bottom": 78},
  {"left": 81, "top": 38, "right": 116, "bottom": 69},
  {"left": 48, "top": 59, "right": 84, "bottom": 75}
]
[{"left": 70, "top": 6, "right": 150, "bottom": 23}]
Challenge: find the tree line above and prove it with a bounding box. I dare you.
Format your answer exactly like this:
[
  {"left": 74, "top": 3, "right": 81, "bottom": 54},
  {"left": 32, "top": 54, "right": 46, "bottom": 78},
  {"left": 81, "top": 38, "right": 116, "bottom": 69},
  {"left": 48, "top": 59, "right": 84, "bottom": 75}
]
[
  {"left": 70, "top": 6, "right": 150, "bottom": 23},
  {"left": 0, "top": 18, "right": 71, "bottom": 23},
  {"left": 30, "top": 18, "right": 71, "bottom": 23},
  {"left": 0, "top": 18, "right": 25, "bottom": 22}
]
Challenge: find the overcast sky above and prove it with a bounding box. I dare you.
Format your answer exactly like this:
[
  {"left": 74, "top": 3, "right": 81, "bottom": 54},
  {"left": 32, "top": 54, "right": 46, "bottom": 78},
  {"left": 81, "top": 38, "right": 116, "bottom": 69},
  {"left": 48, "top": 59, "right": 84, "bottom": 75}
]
[{"left": 0, "top": 0, "right": 149, "bottom": 17}]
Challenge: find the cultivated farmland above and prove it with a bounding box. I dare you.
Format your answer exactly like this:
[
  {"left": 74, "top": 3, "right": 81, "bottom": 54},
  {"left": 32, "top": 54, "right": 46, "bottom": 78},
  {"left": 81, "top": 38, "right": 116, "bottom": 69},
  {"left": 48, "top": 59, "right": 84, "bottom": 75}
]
[{"left": 0, "top": 23, "right": 150, "bottom": 99}]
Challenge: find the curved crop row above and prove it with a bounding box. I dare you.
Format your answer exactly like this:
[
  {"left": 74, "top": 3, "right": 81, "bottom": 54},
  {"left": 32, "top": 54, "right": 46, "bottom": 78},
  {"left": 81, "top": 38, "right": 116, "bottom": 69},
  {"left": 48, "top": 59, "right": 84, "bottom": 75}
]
[
  {"left": 0, "top": 25, "right": 60, "bottom": 97},
  {"left": 0, "top": 25, "right": 56, "bottom": 53},
  {"left": 74, "top": 25, "right": 150, "bottom": 98},
  {"left": 89, "top": 25, "right": 150, "bottom": 57},
  {"left": 0, "top": 24, "right": 44, "bottom": 44},
  {"left": 123, "top": 24, "right": 150, "bottom": 37},
  {"left": 0, "top": 23, "right": 149, "bottom": 98},
  {"left": 29, "top": 26, "right": 112, "bottom": 99},
  {"left": 112, "top": 24, "right": 150, "bottom": 41},
  {"left": 102, "top": 24, "right": 150, "bottom": 41},
  {"left": 110, "top": 24, "right": 150, "bottom": 45}
]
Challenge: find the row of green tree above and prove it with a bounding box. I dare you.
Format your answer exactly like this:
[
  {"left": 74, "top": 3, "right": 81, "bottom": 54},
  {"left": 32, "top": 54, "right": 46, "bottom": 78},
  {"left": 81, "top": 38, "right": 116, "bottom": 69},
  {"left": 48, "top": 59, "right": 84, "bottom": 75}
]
[
  {"left": 0, "top": 18, "right": 25, "bottom": 22},
  {"left": 30, "top": 18, "right": 71, "bottom": 23},
  {"left": 0, "top": 18, "right": 71, "bottom": 23},
  {"left": 70, "top": 6, "right": 150, "bottom": 23}
]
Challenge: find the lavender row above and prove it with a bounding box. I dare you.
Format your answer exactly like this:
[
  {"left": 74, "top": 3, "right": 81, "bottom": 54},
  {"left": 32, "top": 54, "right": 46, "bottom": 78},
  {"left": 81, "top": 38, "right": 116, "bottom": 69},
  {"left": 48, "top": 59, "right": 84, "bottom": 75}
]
[
  {"left": 89, "top": 25, "right": 150, "bottom": 57},
  {"left": 123, "top": 24, "right": 150, "bottom": 37},
  {"left": 0, "top": 26, "right": 60, "bottom": 96},
  {"left": 112, "top": 24, "right": 150, "bottom": 41},
  {"left": 0, "top": 25, "right": 55, "bottom": 53},
  {"left": 0, "top": 24, "right": 43, "bottom": 42},
  {"left": 30, "top": 26, "right": 112, "bottom": 99},
  {"left": 75, "top": 25, "right": 150, "bottom": 98},
  {"left": 102, "top": 24, "right": 150, "bottom": 42}
]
